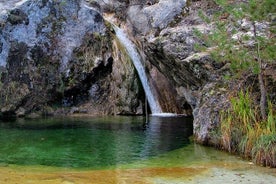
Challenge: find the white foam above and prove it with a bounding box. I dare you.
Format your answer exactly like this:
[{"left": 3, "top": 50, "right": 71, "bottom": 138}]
[{"left": 150, "top": 113, "right": 186, "bottom": 117}]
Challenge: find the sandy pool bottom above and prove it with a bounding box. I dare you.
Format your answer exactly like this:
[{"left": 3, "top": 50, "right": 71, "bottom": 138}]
[{"left": 0, "top": 162, "right": 275, "bottom": 184}]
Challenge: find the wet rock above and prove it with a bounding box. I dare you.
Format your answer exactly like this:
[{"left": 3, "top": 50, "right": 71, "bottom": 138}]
[
  {"left": 106, "top": 38, "right": 144, "bottom": 115},
  {"left": 89, "top": 84, "right": 101, "bottom": 101},
  {"left": 70, "top": 107, "right": 80, "bottom": 114},
  {"left": 26, "top": 112, "right": 41, "bottom": 119},
  {"left": 15, "top": 107, "right": 26, "bottom": 117}
]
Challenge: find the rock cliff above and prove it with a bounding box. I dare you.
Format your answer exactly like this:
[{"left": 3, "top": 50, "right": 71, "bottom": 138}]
[{"left": 0, "top": 0, "right": 144, "bottom": 118}]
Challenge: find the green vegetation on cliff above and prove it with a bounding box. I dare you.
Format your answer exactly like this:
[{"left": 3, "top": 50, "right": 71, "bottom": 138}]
[
  {"left": 196, "top": 0, "right": 276, "bottom": 167},
  {"left": 221, "top": 91, "right": 275, "bottom": 167}
]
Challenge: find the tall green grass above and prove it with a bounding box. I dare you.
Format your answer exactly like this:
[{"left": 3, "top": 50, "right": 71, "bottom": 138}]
[{"left": 220, "top": 90, "right": 276, "bottom": 167}]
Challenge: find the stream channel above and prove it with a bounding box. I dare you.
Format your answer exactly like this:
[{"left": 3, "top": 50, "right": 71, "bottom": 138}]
[{"left": 0, "top": 116, "right": 275, "bottom": 184}]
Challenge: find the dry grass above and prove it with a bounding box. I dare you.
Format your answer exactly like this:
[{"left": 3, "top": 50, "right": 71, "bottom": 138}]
[{"left": 219, "top": 90, "right": 276, "bottom": 167}]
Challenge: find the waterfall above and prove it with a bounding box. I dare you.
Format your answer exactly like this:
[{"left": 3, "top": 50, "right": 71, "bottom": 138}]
[{"left": 112, "top": 25, "right": 163, "bottom": 114}]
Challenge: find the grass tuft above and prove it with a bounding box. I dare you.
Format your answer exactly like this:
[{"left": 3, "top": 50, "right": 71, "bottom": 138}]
[{"left": 219, "top": 90, "right": 276, "bottom": 167}]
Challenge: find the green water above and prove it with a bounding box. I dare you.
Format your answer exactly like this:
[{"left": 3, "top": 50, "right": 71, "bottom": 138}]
[
  {"left": 1, "top": 116, "right": 275, "bottom": 184},
  {"left": 0, "top": 116, "right": 193, "bottom": 169}
]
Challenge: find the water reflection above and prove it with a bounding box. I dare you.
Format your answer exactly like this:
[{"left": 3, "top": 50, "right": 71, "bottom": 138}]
[
  {"left": 0, "top": 116, "right": 193, "bottom": 168},
  {"left": 140, "top": 116, "right": 193, "bottom": 158}
]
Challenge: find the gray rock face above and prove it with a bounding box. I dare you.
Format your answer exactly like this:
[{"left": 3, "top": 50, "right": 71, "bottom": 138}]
[
  {"left": 0, "top": 0, "right": 26, "bottom": 14},
  {"left": 0, "top": 0, "right": 105, "bottom": 69},
  {"left": 144, "top": 17, "right": 220, "bottom": 109},
  {"left": 193, "top": 82, "right": 230, "bottom": 144},
  {"left": 142, "top": 0, "right": 186, "bottom": 29},
  {"left": 127, "top": 0, "right": 186, "bottom": 35},
  {"left": 0, "top": 0, "right": 143, "bottom": 117}
]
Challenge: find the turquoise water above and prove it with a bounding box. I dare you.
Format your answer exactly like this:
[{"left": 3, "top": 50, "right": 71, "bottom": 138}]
[{"left": 0, "top": 116, "right": 193, "bottom": 169}]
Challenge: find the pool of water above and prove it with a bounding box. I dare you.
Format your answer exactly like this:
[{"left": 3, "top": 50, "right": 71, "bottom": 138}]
[
  {"left": 0, "top": 116, "right": 193, "bottom": 169},
  {"left": 0, "top": 116, "right": 275, "bottom": 184}
]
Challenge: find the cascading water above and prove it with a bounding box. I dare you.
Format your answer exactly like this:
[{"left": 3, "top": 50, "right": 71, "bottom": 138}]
[{"left": 112, "top": 25, "right": 163, "bottom": 114}]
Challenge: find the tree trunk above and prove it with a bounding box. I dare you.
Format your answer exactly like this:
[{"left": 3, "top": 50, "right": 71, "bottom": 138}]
[
  {"left": 254, "top": 22, "right": 267, "bottom": 120},
  {"left": 258, "top": 70, "right": 267, "bottom": 120}
]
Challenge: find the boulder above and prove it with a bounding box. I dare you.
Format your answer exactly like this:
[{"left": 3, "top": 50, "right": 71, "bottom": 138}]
[{"left": 127, "top": 0, "right": 187, "bottom": 35}]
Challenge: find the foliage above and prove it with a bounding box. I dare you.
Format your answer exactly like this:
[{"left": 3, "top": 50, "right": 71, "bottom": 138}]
[
  {"left": 196, "top": 0, "right": 276, "bottom": 78},
  {"left": 195, "top": 0, "right": 276, "bottom": 167},
  {"left": 220, "top": 90, "right": 276, "bottom": 167},
  {"left": 252, "top": 134, "right": 276, "bottom": 167}
]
